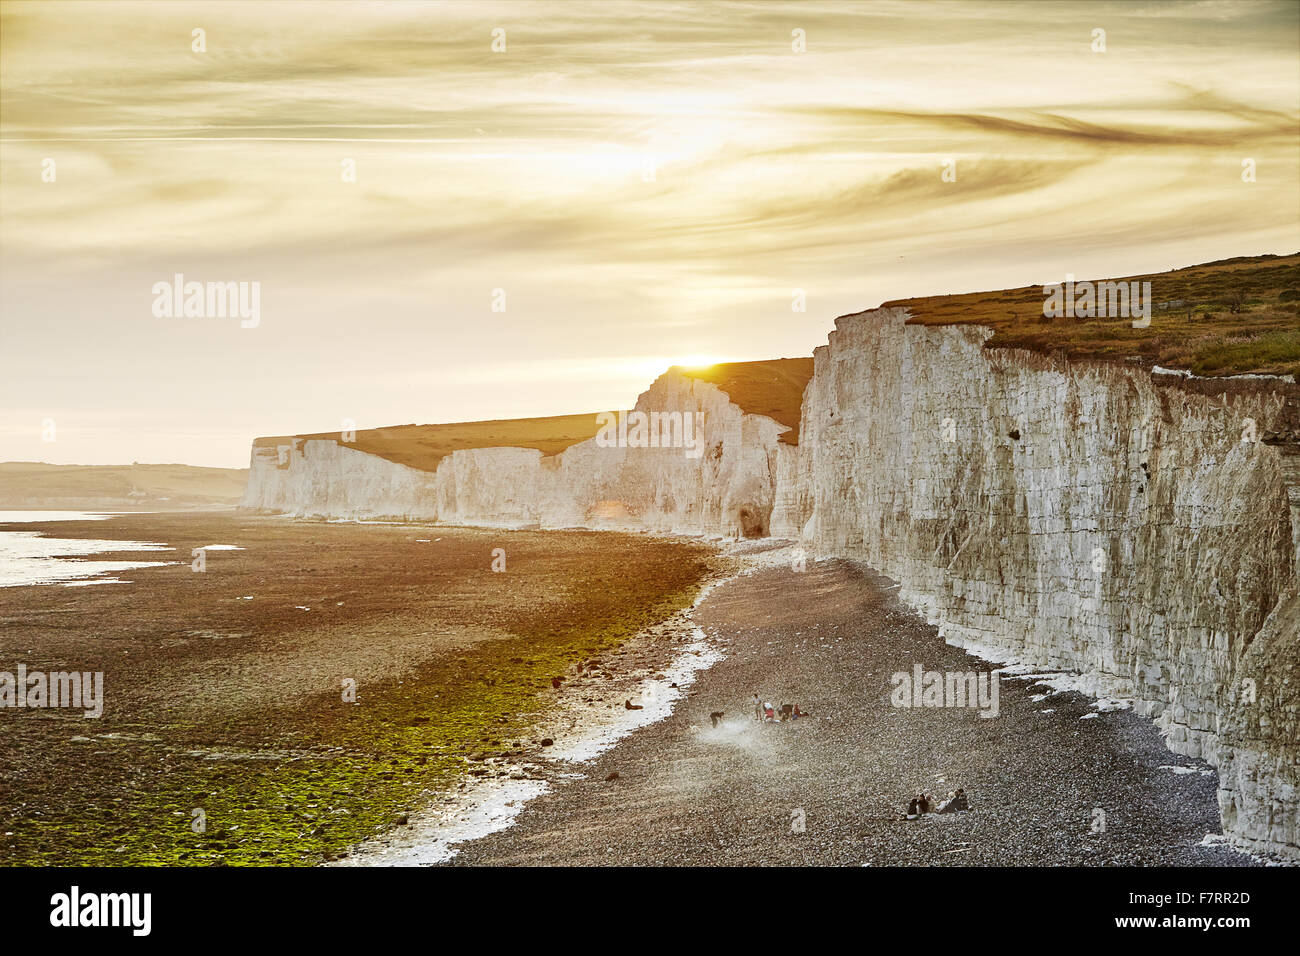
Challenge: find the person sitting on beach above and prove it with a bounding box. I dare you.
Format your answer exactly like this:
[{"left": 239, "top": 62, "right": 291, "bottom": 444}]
[
  {"left": 780, "top": 704, "right": 794, "bottom": 721},
  {"left": 763, "top": 702, "right": 775, "bottom": 721},
  {"left": 937, "top": 788, "right": 969, "bottom": 813},
  {"left": 918, "top": 793, "right": 934, "bottom": 814},
  {"left": 907, "top": 797, "right": 920, "bottom": 817},
  {"left": 792, "top": 704, "right": 807, "bottom": 719}
]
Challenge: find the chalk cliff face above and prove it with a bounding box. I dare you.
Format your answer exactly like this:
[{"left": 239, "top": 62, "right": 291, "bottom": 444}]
[
  {"left": 240, "top": 369, "right": 792, "bottom": 537},
  {"left": 243, "top": 439, "right": 442, "bottom": 520},
  {"left": 790, "top": 307, "right": 1299, "bottom": 858}
]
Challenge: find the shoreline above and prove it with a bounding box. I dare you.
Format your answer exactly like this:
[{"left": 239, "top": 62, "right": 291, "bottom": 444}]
[
  {"left": 0, "top": 512, "right": 718, "bottom": 866},
  {"left": 331, "top": 541, "right": 789, "bottom": 865}
]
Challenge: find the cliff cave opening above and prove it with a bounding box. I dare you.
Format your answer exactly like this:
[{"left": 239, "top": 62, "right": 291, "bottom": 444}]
[{"left": 736, "top": 505, "right": 766, "bottom": 538}]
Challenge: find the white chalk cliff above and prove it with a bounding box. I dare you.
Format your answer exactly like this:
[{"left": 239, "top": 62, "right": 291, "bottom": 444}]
[
  {"left": 240, "top": 308, "right": 1299, "bottom": 858},
  {"left": 241, "top": 369, "right": 793, "bottom": 537},
  {"left": 786, "top": 307, "right": 1299, "bottom": 859}
]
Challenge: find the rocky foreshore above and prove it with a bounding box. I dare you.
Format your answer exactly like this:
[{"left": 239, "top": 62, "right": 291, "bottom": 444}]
[{"left": 351, "top": 548, "right": 1274, "bottom": 866}]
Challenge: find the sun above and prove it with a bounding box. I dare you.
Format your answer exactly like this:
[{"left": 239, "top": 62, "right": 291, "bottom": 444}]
[{"left": 675, "top": 354, "right": 726, "bottom": 370}]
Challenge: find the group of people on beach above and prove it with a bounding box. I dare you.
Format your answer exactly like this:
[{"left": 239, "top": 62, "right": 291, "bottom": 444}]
[
  {"left": 753, "top": 694, "right": 808, "bottom": 723},
  {"left": 906, "top": 788, "right": 970, "bottom": 818}
]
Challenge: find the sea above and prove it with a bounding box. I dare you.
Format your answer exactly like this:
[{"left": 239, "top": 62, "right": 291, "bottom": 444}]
[{"left": 0, "top": 511, "right": 176, "bottom": 588}]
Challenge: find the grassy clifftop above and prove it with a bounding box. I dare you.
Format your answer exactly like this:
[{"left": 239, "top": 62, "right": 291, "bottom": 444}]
[
  {"left": 253, "top": 413, "right": 607, "bottom": 474},
  {"left": 675, "top": 358, "right": 814, "bottom": 445},
  {"left": 886, "top": 253, "right": 1300, "bottom": 378}
]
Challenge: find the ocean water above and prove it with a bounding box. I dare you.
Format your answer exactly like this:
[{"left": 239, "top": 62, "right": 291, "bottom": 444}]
[{"left": 0, "top": 511, "right": 176, "bottom": 587}]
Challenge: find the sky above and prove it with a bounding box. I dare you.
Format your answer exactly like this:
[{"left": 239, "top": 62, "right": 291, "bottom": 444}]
[{"left": 1, "top": 0, "right": 1297, "bottom": 468}]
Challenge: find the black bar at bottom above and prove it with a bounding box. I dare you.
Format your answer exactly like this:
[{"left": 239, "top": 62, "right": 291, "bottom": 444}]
[{"left": 1, "top": 865, "right": 1282, "bottom": 942}]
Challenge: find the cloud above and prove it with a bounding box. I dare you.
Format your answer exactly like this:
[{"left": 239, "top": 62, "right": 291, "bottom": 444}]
[{"left": 802, "top": 98, "right": 1299, "bottom": 150}]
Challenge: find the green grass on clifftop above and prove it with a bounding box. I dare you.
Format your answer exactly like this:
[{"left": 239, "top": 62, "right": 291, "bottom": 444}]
[{"left": 886, "top": 253, "right": 1300, "bottom": 378}]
